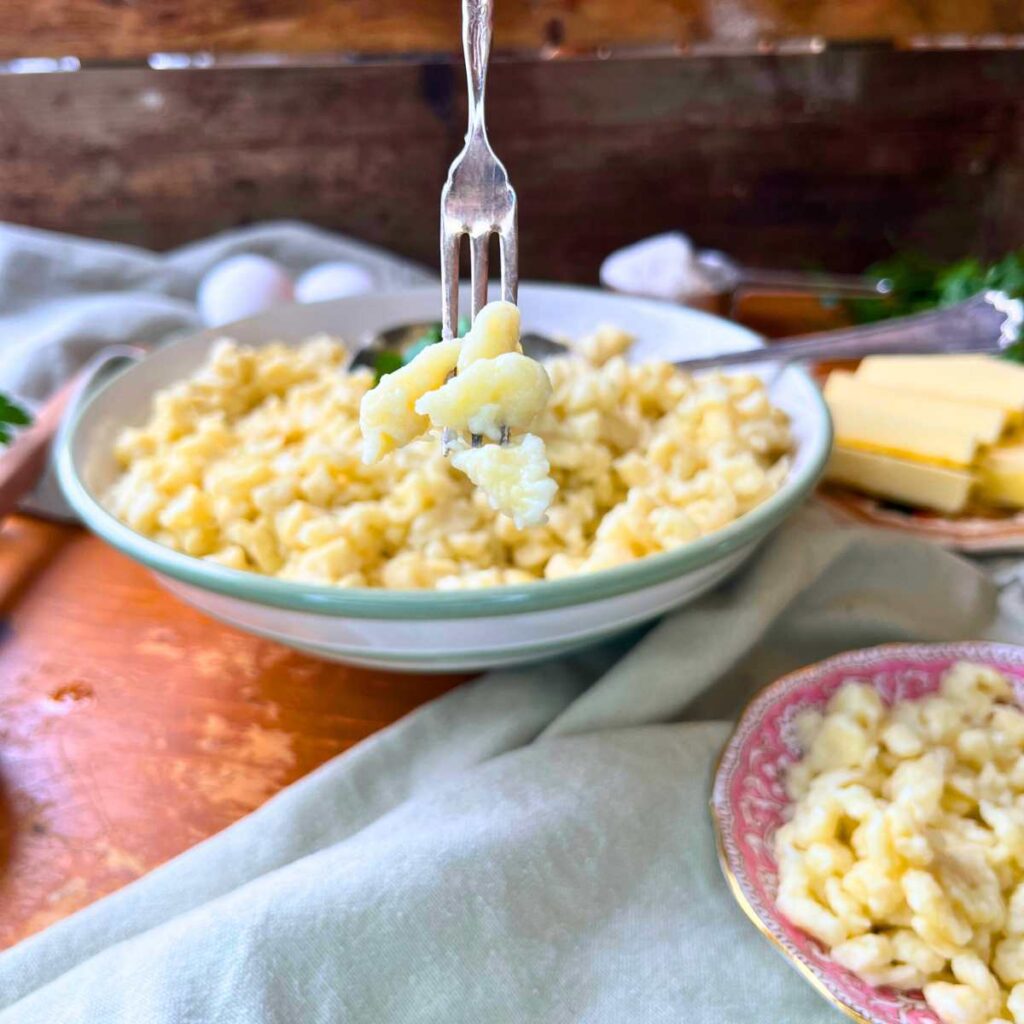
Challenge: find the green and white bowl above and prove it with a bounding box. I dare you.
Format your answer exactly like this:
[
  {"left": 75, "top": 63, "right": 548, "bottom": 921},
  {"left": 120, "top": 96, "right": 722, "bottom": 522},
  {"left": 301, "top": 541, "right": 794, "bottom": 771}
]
[{"left": 56, "top": 283, "right": 831, "bottom": 672}]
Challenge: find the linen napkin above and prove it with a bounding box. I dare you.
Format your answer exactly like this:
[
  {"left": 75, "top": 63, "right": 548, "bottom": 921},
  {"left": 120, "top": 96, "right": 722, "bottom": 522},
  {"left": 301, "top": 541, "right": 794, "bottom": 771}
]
[
  {"left": 0, "top": 500, "right": 1017, "bottom": 1023},
  {"left": 0, "top": 219, "right": 430, "bottom": 405}
]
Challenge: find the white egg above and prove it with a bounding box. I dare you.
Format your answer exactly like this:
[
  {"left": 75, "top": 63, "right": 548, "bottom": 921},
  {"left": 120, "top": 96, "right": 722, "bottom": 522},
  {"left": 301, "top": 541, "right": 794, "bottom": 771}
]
[
  {"left": 197, "top": 254, "right": 295, "bottom": 327},
  {"left": 294, "top": 262, "right": 375, "bottom": 303}
]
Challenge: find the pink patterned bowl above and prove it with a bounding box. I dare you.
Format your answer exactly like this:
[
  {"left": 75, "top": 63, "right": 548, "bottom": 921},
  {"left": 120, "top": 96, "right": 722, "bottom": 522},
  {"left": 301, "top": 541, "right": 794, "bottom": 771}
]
[{"left": 710, "top": 641, "right": 1024, "bottom": 1024}]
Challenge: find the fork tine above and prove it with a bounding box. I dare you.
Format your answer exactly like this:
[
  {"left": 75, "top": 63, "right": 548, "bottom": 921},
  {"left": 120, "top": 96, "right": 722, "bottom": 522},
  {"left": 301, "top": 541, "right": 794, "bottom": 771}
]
[
  {"left": 498, "top": 220, "right": 518, "bottom": 304},
  {"left": 440, "top": 226, "right": 462, "bottom": 339},
  {"left": 470, "top": 233, "right": 489, "bottom": 320}
]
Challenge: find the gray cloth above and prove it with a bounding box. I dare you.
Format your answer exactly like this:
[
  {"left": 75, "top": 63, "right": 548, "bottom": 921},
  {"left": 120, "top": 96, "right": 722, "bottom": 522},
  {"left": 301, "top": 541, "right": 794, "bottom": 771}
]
[
  {"left": 0, "top": 502, "right": 1017, "bottom": 1022},
  {"left": 0, "top": 219, "right": 430, "bottom": 405}
]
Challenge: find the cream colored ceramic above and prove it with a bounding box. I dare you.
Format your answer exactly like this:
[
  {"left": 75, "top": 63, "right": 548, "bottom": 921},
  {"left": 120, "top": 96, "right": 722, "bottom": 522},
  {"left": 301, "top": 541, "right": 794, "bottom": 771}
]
[{"left": 56, "top": 283, "right": 831, "bottom": 672}]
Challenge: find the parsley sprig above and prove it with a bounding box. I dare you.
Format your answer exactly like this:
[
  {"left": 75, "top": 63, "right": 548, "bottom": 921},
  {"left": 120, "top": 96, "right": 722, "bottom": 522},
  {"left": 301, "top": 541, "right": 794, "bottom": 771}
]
[
  {"left": 848, "top": 249, "right": 1024, "bottom": 360},
  {"left": 372, "top": 316, "right": 471, "bottom": 383},
  {"left": 0, "top": 393, "right": 30, "bottom": 445}
]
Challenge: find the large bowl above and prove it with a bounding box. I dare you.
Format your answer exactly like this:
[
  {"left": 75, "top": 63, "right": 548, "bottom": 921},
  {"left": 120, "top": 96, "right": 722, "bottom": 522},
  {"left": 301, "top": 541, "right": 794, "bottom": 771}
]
[{"left": 55, "top": 283, "right": 831, "bottom": 672}]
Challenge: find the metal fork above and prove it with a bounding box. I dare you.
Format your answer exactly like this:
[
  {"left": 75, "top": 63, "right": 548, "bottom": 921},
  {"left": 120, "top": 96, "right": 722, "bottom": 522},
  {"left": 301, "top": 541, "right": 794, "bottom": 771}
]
[{"left": 440, "top": 0, "right": 518, "bottom": 451}]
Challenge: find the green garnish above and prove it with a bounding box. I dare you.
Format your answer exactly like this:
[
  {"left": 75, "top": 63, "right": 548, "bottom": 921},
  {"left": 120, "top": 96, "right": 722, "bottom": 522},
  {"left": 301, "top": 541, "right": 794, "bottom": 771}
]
[
  {"left": 0, "top": 393, "right": 30, "bottom": 445},
  {"left": 372, "top": 350, "right": 405, "bottom": 383},
  {"left": 372, "top": 317, "right": 474, "bottom": 383},
  {"left": 402, "top": 338, "right": 433, "bottom": 364},
  {"left": 398, "top": 318, "right": 471, "bottom": 367},
  {"left": 848, "top": 248, "right": 1024, "bottom": 360}
]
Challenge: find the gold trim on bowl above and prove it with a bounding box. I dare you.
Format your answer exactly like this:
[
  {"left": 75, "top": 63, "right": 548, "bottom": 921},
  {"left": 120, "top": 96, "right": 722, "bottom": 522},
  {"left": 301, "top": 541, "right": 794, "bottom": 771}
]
[{"left": 709, "top": 641, "right": 1024, "bottom": 1024}]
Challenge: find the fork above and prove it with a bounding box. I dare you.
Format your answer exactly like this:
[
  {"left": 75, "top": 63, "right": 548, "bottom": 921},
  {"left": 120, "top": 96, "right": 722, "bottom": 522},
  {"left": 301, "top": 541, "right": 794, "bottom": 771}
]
[{"left": 440, "top": 0, "right": 518, "bottom": 451}]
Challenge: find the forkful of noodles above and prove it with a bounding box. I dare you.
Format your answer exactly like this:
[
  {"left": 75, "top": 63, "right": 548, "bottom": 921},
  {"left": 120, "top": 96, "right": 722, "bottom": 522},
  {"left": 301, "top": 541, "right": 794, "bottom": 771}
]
[{"left": 359, "top": 0, "right": 557, "bottom": 529}]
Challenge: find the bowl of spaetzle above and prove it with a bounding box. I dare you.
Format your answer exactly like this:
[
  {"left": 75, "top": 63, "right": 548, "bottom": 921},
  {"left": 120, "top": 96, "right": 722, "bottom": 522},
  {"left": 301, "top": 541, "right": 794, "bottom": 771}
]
[
  {"left": 55, "top": 283, "right": 830, "bottom": 671},
  {"left": 712, "top": 642, "right": 1024, "bottom": 1024}
]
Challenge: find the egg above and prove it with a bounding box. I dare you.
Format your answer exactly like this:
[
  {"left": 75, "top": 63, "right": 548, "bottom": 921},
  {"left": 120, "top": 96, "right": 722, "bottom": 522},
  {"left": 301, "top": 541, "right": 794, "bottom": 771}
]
[
  {"left": 294, "top": 262, "right": 375, "bottom": 303},
  {"left": 197, "top": 255, "right": 295, "bottom": 327}
]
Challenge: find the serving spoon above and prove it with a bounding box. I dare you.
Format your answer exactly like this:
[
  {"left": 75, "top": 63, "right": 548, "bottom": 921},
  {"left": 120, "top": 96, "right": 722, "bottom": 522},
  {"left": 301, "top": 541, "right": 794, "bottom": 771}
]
[
  {"left": 602, "top": 243, "right": 891, "bottom": 316},
  {"left": 355, "top": 290, "right": 1023, "bottom": 375}
]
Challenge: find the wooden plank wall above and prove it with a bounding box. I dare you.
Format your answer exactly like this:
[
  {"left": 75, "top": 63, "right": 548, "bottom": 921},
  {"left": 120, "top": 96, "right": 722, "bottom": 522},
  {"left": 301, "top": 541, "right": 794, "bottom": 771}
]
[
  {"left": 0, "top": 46, "right": 1018, "bottom": 281},
  {"left": 0, "top": 1, "right": 1021, "bottom": 60}
]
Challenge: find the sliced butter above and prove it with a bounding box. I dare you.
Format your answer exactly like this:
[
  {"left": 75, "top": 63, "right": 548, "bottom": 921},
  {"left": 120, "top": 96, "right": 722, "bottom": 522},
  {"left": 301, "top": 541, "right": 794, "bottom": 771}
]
[
  {"left": 857, "top": 355, "right": 1024, "bottom": 416},
  {"left": 823, "top": 372, "right": 1007, "bottom": 467},
  {"left": 826, "top": 371, "right": 1007, "bottom": 446},
  {"left": 978, "top": 443, "right": 1024, "bottom": 508},
  {"left": 826, "top": 445, "right": 973, "bottom": 514}
]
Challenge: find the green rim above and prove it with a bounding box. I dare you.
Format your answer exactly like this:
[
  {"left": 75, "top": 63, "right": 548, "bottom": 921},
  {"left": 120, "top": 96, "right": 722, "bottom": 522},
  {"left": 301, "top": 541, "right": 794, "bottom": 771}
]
[{"left": 57, "top": 354, "right": 832, "bottom": 621}]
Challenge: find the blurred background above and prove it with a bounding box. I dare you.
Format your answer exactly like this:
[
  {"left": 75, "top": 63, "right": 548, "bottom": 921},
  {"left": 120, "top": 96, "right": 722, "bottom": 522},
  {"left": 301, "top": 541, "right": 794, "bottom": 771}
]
[{"left": 0, "top": 1, "right": 1020, "bottom": 280}]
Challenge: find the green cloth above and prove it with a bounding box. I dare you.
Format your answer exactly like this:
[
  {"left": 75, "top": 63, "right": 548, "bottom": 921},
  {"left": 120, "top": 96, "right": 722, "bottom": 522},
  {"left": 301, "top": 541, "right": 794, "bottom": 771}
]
[{"left": 1, "top": 505, "right": 1017, "bottom": 1022}]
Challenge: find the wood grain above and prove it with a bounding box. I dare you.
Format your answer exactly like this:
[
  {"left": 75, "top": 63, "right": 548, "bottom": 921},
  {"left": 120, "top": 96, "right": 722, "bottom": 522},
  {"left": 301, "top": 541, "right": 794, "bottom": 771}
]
[
  {"left": 0, "top": 0, "right": 1020, "bottom": 60},
  {"left": 0, "top": 48, "right": 1019, "bottom": 283},
  {"left": 0, "top": 516, "right": 465, "bottom": 947}
]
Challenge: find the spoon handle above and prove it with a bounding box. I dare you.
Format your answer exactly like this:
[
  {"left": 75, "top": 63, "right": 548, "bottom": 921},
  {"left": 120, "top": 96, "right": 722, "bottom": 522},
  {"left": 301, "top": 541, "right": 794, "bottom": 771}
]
[
  {"left": 0, "top": 345, "right": 146, "bottom": 522},
  {"left": 675, "top": 291, "right": 1024, "bottom": 372},
  {"left": 733, "top": 267, "right": 890, "bottom": 300},
  {"left": 0, "top": 383, "right": 73, "bottom": 521}
]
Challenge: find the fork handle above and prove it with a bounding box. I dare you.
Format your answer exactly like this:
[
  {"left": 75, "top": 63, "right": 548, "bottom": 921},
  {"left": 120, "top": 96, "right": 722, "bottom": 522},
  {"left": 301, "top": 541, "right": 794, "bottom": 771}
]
[
  {"left": 462, "top": 0, "right": 494, "bottom": 135},
  {"left": 674, "top": 291, "right": 1024, "bottom": 372}
]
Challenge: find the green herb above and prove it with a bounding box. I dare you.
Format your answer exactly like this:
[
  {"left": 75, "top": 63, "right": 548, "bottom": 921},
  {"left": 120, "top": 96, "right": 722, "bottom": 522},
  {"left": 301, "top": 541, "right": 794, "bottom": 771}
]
[
  {"left": 0, "top": 393, "right": 30, "bottom": 445},
  {"left": 402, "top": 338, "right": 433, "bottom": 364},
  {"left": 372, "top": 350, "right": 405, "bottom": 383},
  {"left": 373, "top": 316, "right": 475, "bottom": 383},
  {"left": 399, "top": 318, "right": 470, "bottom": 367},
  {"left": 402, "top": 324, "right": 444, "bottom": 365},
  {"left": 848, "top": 248, "right": 1024, "bottom": 360}
]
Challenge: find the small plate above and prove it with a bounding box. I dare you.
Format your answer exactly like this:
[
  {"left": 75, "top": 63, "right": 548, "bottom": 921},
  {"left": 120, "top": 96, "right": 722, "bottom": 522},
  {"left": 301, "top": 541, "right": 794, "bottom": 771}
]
[
  {"left": 819, "top": 486, "right": 1024, "bottom": 554},
  {"left": 710, "top": 641, "right": 1024, "bottom": 1024}
]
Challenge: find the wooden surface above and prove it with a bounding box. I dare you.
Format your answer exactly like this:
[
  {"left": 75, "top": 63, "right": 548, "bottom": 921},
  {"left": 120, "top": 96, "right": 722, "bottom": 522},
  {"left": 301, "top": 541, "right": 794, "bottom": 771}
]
[
  {"left": 0, "top": 47, "right": 1021, "bottom": 281},
  {"left": 0, "top": 0, "right": 1020, "bottom": 60},
  {"left": 0, "top": 515, "right": 466, "bottom": 948}
]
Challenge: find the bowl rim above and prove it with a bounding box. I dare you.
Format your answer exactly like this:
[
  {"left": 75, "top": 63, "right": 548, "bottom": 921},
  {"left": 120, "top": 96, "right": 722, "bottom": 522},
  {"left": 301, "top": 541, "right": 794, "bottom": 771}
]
[
  {"left": 709, "top": 640, "right": 1024, "bottom": 1024},
  {"left": 55, "top": 284, "right": 832, "bottom": 621}
]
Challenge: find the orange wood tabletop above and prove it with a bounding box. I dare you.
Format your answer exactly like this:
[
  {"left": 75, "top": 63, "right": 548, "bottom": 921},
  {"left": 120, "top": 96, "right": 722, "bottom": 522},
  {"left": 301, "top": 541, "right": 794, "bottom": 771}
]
[
  {"left": 0, "top": 294, "right": 843, "bottom": 950},
  {"left": 0, "top": 515, "right": 466, "bottom": 948}
]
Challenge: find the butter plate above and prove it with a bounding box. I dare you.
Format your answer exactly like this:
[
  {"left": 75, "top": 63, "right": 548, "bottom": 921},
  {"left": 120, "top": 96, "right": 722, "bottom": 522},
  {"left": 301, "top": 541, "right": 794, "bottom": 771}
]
[{"left": 819, "top": 486, "right": 1024, "bottom": 554}]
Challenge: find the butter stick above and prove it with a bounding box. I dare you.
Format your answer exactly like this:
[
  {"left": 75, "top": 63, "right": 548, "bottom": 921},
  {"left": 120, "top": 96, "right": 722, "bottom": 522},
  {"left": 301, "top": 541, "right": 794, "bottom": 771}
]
[
  {"left": 826, "top": 445, "right": 973, "bottom": 514},
  {"left": 857, "top": 355, "right": 1024, "bottom": 416},
  {"left": 978, "top": 443, "right": 1024, "bottom": 509},
  {"left": 826, "top": 372, "right": 1008, "bottom": 448},
  {"left": 823, "top": 371, "right": 1008, "bottom": 468}
]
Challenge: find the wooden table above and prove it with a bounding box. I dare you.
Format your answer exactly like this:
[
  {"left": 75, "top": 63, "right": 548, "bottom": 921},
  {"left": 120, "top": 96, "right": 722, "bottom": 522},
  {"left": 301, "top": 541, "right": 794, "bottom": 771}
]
[
  {"left": 0, "top": 295, "right": 841, "bottom": 950},
  {"left": 0, "top": 516, "right": 466, "bottom": 947}
]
